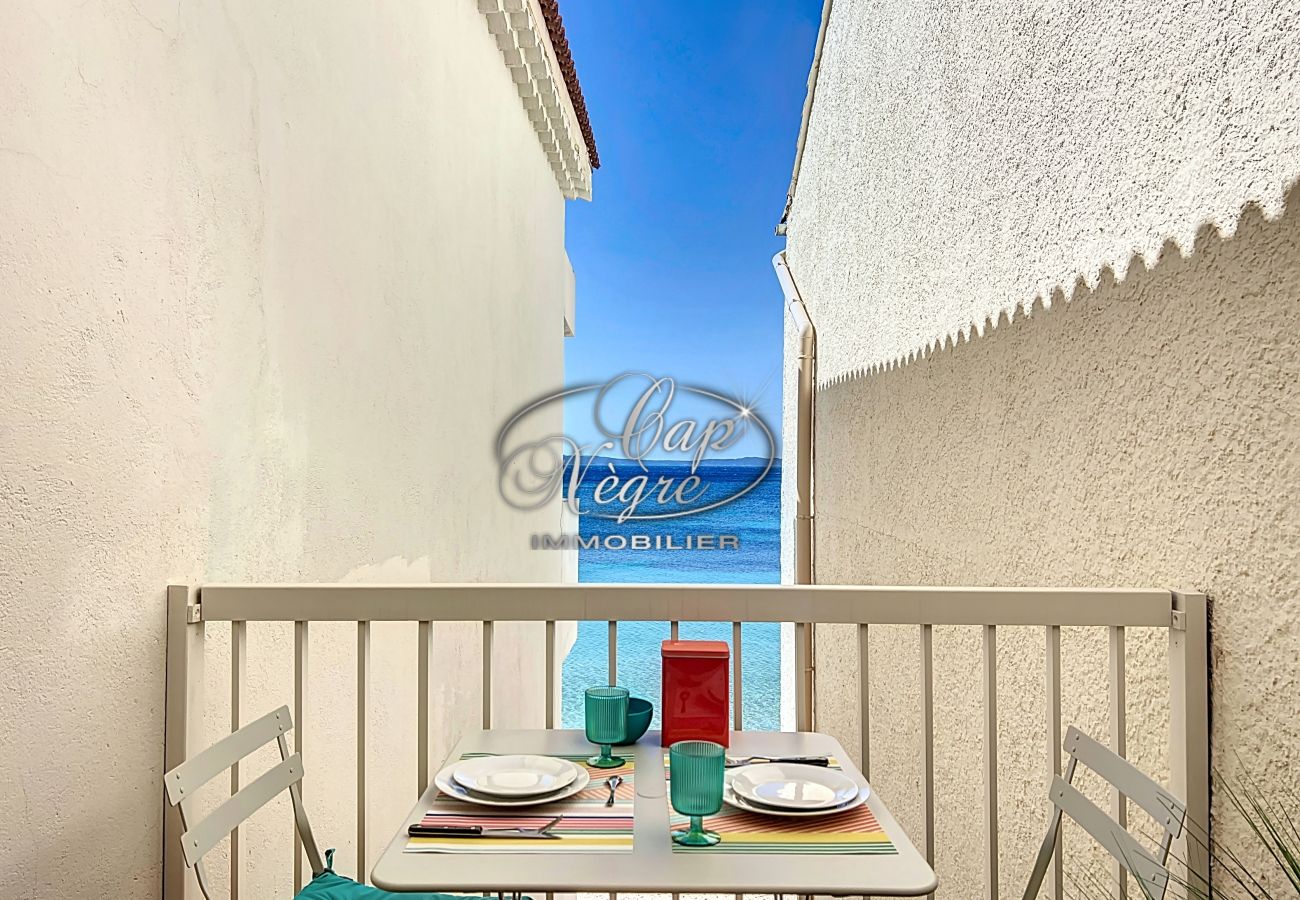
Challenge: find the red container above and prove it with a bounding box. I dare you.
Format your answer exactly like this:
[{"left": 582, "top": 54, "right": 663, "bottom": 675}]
[{"left": 660, "top": 640, "right": 730, "bottom": 747}]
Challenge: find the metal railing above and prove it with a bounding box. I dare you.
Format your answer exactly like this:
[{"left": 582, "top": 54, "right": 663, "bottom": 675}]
[{"left": 163, "top": 583, "right": 1208, "bottom": 900}]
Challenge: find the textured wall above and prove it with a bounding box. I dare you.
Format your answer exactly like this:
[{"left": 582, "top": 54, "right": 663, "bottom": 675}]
[
  {"left": 0, "top": 1, "right": 570, "bottom": 897},
  {"left": 781, "top": 0, "right": 1300, "bottom": 895},
  {"left": 788, "top": 0, "right": 1300, "bottom": 379}
]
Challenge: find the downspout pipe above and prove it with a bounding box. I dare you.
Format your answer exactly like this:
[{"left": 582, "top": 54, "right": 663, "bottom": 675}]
[
  {"left": 776, "top": 0, "right": 833, "bottom": 236},
  {"left": 772, "top": 250, "right": 816, "bottom": 729},
  {"left": 773, "top": 251, "right": 815, "bottom": 585}
]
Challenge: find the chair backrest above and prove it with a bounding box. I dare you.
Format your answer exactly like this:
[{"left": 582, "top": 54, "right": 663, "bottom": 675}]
[
  {"left": 1023, "top": 726, "right": 1187, "bottom": 900},
  {"left": 164, "top": 705, "right": 324, "bottom": 899}
]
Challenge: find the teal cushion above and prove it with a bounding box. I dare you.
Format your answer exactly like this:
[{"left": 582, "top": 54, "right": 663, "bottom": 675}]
[
  {"left": 296, "top": 869, "right": 499, "bottom": 900},
  {"left": 295, "top": 855, "right": 517, "bottom": 900},
  {"left": 294, "top": 870, "right": 386, "bottom": 899}
]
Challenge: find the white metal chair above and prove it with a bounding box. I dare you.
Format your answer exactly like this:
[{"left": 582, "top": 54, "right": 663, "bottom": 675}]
[
  {"left": 165, "top": 706, "right": 510, "bottom": 900},
  {"left": 164, "top": 705, "right": 324, "bottom": 899},
  {"left": 1023, "top": 726, "right": 1187, "bottom": 900}
]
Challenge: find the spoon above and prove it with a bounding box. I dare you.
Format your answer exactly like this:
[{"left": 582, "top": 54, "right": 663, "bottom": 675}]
[{"left": 604, "top": 774, "right": 624, "bottom": 807}]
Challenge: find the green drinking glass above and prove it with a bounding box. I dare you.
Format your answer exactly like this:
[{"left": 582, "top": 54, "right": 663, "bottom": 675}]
[
  {"left": 584, "top": 686, "right": 629, "bottom": 768},
  {"left": 669, "top": 740, "right": 725, "bottom": 846}
]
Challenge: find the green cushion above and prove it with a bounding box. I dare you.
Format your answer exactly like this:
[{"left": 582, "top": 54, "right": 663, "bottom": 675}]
[
  {"left": 296, "top": 869, "right": 499, "bottom": 900},
  {"left": 295, "top": 859, "right": 517, "bottom": 900},
  {"left": 294, "top": 870, "right": 387, "bottom": 899}
]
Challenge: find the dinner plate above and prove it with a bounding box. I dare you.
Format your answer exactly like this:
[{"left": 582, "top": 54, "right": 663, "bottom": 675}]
[
  {"left": 451, "top": 755, "right": 579, "bottom": 797},
  {"left": 434, "top": 761, "right": 590, "bottom": 807},
  {"left": 723, "top": 775, "right": 869, "bottom": 818},
  {"left": 728, "top": 762, "right": 861, "bottom": 810}
]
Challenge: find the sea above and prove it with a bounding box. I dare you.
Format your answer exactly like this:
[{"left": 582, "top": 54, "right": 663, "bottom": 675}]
[{"left": 560, "top": 459, "right": 783, "bottom": 730}]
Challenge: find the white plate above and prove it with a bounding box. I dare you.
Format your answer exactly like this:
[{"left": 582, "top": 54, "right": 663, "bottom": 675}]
[
  {"left": 724, "top": 776, "right": 869, "bottom": 818},
  {"left": 728, "top": 763, "right": 861, "bottom": 810},
  {"left": 451, "top": 755, "right": 579, "bottom": 797},
  {"left": 434, "top": 761, "right": 590, "bottom": 807}
]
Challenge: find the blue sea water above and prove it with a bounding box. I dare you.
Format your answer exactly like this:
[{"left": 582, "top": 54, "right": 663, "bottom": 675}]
[{"left": 560, "top": 461, "right": 783, "bottom": 730}]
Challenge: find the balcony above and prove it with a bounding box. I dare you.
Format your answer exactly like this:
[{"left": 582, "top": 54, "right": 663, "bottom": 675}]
[{"left": 163, "top": 582, "right": 1208, "bottom": 900}]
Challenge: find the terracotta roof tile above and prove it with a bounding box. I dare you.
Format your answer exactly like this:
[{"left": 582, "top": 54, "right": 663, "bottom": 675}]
[{"left": 537, "top": 0, "right": 600, "bottom": 169}]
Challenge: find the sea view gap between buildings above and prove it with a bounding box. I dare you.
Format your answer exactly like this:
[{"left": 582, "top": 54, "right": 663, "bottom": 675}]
[{"left": 560, "top": 459, "right": 783, "bottom": 729}]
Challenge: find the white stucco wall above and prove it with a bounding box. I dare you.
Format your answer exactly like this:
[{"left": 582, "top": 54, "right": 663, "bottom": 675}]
[
  {"left": 0, "top": 1, "right": 578, "bottom": 896},
  {"left": 782, "top": 0, "right": 1300, "bottom": 896},
  {"left": 788, "top": 0, "right": 1300, "bottom": 379}
]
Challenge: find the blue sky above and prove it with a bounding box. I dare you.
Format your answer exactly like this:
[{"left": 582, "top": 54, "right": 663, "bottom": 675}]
[{"left": 559, "top": 0, "right": 823, "bottom": 460}]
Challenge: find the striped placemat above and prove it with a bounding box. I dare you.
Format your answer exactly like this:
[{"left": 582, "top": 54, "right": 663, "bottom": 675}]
[
  {"left": 666, "top": 756, "right": 896, "bottom": 855},
  {"left": 405, "top": 754, "right": 634, "bottom": 854}
]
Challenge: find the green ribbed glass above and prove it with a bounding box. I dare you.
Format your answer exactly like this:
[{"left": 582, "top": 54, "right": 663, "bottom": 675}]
[
  {"left": 669, "top": 740, "right": 725, "bottom": 846},
  {"left": 584, "top": 686, "right": 629, "bottom": 768}
]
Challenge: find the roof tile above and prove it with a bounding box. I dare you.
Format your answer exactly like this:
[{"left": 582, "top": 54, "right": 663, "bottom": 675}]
[{"left": 537, "top": 0, "right": 600, "bottom": 169}]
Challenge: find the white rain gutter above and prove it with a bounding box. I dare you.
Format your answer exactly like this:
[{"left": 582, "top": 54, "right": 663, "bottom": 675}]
[
  {"left": 772, "top": 250, "right": 816, "bottom": 730},
  {"left": 774, "top": 0, "right": 831, "bottom": 728},
  {"left": 775, "top": 0, "right": 833, "bottom": 236}
]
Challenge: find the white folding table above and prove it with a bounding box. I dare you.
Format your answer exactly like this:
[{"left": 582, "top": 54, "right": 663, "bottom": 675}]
[{"left": 371, "top": 728, "right": 937, "bottom": 896}]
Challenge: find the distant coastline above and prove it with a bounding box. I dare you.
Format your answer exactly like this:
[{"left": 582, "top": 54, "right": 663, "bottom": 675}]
[
  {"left": 696, "top": 456, "right": 779, "bottom": 467},
  {"left": 565, "top": 455, "right": 781, "bottom": 467}
]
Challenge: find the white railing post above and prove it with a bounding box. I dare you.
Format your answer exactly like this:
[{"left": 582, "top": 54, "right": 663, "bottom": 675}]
[
  {"left": 293, "top": 621, "right": 309, "bottom": 893},
  {"left": 1045, "top": 625, "right": 1063, "bottom": 900},
  {"left": 858, "top": 623, "right": 870, "bottom": 780},
  {"left": 164, "top": 585, "right": 205, "bottom": 900},
  {"left": 1109, "top": 625, "right": 1129, "bottom": 900},
  {"left": 357, "top": 620, "right": 370, "bottom": 882},
  {"left": 230, "top": 620, "right": 246, "bottom": 900},
  {"left": 545, "top": 620, "right": 557, "bottom": 728},
  {"left": 920, "top": 623, "right": 935, "bottom": 898},
  {"left": 417, "top": 621, "right": 433, "bottom": 794},
  {"left": 1169, "top": 591, "right": 1210, "bottom": 894},
  {"left": 482, "top": 621, "right": 494, "bottom": 729},
  {"left": 733, "top": 622, "right": 744, "bottom": 731},
  {"left": 795, "top": 621, "right": 812, "bottom": 731},
  {"left": 608, "top": 620, "right": 618, "bottom": 684},
  {"left": 983, "top": 624, "right": 1000, "bottom": 900}
]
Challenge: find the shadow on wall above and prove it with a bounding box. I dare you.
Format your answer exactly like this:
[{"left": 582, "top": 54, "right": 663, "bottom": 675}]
[{"left": 810, "top": 179, "right": 1300, "bottom": 898}]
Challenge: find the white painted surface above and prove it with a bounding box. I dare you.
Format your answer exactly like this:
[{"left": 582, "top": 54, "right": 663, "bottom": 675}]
[
  {"left": 478, "top": 0, "right": 594, "bottom": 200},
  {"left": 780, "top": 0, "right": 1300, "bottom": 896},
  {"left": 786, "top": 0, "right": 1300, "bottom": 378},
  {"left": 0, "top": 1, "right": 577, "bottom": 896},
  {"left": 372, "top": 728, "right": 937, "bottom": 896},
  {"left": 780, "top": 298, "right": 801, "bottom": 731}
]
